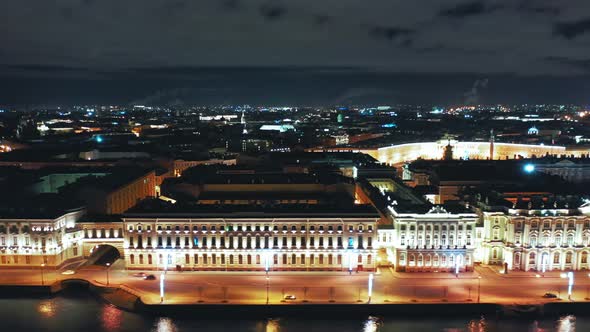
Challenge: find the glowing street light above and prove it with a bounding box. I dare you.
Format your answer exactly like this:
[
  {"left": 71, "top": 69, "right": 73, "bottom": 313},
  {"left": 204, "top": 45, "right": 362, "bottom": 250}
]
[
  {"left": 40, "top": 263, "right": 46, "bottom": 286},
  {"left": 160, "top": 273, "right": 165, "bottom": 303},
  {"left": 561, "top": 272, "right": 574, "bottom": 300},
  {"left": 368, "top": 273, "right": 374, "bottom": 303},
  {"left": 266, "top": 276, "right": 270, "bottom": 304},
  {"left": 477, "top": 276, "right": 482, "bottom": 303},
  {"left": 105, "top": 263, "right": 111, "bottom": 286},
  {"left": 523, "top": 163, "right": 535, "bottom": 173}
]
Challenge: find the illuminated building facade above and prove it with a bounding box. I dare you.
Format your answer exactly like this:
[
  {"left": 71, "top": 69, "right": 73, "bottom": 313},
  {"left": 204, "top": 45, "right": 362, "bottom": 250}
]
[
  {"left": 388, "top": 206, "right": 479, "bottom": 272},
  {"left": 309, "top": 141, "right": 583, "bottom": 166},
  {"left": 482, "top": 203, "right": 590, "bottom": 271},
  {"left": 0, "top": 208, "right": 85, "bottom": 268},
  {"left": 120, "top": 214, "right": 379, "bottom": 272}
]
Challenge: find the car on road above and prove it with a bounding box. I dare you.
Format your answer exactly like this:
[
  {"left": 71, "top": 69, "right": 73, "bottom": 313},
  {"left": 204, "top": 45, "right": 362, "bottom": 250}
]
[
  {"left": 542, "top": 293, "right": 557, "bottom": 298},
  {"left": 132, "top": 272, "right": 147, "bottom": 278},
  {"left": 61, "top": 270, "right": 76, "bottom": 275},
  {"left": 143, "top": 274, "right": 157, "bottom": 280},
  {"left": 283, "top": 294, "right": 296, "bottom": 300}
]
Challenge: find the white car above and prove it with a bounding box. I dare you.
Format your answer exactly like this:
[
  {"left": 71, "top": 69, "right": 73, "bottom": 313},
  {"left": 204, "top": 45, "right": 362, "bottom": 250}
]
[
  {"left": 283, "top": 294, "right": 296, "bottom": 300},
  {"left": 61, "top": 270, "right": 76, "bottom": 275},
  {"left": 132, "top": 272, "right": 147, "bottom": 278}
]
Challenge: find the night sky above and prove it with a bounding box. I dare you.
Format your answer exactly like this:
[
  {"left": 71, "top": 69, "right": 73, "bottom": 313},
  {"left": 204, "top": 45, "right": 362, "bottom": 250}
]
[{"left": 1, "top": 1, "right": 590, "bottom": 105}]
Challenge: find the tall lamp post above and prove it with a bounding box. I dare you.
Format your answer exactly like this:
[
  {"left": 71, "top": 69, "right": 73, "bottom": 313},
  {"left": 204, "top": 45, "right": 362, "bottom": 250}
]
[
  {"left": 105, "top": 263, "right": 111, "bottom": 286},
  {"left": 265, "top": 252, "right": 271, "bottom": 304},
  {"left": 477, "top": 276, "right": 482, "bottom": 303},
  {"left": 40, "top": 263, "right": 46, "bottom": 286},
  {"left": 266, "top": 276, "right": 270, "bottom": 304},
  {"left": 368, "top": 273, "right": 374, "bottom": 303},
  {"left": 160, "top": 272, "right": 165, "bottom": 303},
  {"left": 561, "top": 272, "right": 574, "bottom": 301}
]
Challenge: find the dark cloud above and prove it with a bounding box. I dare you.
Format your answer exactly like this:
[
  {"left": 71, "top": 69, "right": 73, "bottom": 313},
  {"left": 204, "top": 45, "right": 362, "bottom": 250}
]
[
  {"left": 5, "top": 64, "right": 88, "bottom": 73},
  {"left": 439, "top": 1, "right": 502, "bottom": 18},
  {"left": 312, "top": 14, "right": 330, "bottom": 27},
  {"left": 545, "top": 56, "right": 590, "bottom": 71},
  {"left": 161, "top": 1, "right": 188, "bottom": 14},
  {"left": 259, "top": 2, "right": 287, "bottom": 21},
  {"left": 59, "top": 6, "right": 75, "bottom": 21},
  {"left": 1, "top": 1, "right": 590, "bottom": 104},
  {"left": 517, "top": 2, "right": 560, "bottom": 16},
  {"left": 221, "top": 0, "right": 241, "bottom": 11},
  {"left": 368, "top": 25, "right": 414, "bottom": 43},
  {"left": 554, "top": 18, "right": 590, "bottom": 39}
]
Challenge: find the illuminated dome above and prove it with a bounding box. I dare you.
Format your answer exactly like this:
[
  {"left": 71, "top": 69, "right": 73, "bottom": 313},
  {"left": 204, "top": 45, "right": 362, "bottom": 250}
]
[{"left": 528, "top": 126, "right": 539, "bottom": 135}]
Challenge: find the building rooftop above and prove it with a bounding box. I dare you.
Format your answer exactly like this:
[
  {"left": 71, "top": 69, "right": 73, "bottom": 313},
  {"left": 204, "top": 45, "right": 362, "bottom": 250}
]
[
  {"left": 0, "top": 193, "right": 85, "bottom": 219},
  {"left": 124, "top": 198, "right": 380, "bottom": 219}
]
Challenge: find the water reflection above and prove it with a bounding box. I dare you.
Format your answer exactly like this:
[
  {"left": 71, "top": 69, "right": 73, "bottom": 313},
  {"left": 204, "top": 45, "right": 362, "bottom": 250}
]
[
  {"left": 266, "top": 318, "right": 280, "bottom": 332},
  {"left": 557, "top": 315, "right": 576, "bottom": 332},
  {"left": 152, "top": 317, "right": 178, "bottom": 332},
  {"left": 37, "top": 299, "right": 57, "bottom": 318},
  {"left": 364, "top": 316, "right": 382, "bottom": 332},
  {"left": 101, "top": 304, "right": 122, "bottom": 331},
  {"left": 467, "top": 316, "right": 487, "bottom": 332}
]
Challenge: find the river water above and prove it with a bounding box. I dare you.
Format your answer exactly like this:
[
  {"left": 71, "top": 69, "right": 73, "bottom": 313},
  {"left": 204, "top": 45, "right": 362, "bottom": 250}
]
[{"left": 0, "top": 293, "right": 586, "bottom": 332}]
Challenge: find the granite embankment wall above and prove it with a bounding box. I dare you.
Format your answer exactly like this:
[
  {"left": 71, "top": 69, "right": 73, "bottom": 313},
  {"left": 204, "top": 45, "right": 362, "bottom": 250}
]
[{"left": 1, "top": 281, "right": 590, "bottom": 318}]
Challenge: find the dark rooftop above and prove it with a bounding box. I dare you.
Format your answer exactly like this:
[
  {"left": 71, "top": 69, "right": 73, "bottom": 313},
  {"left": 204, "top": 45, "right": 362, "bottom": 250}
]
[{"left": 124, "top": 198, "right": 380, "bottom": 218}]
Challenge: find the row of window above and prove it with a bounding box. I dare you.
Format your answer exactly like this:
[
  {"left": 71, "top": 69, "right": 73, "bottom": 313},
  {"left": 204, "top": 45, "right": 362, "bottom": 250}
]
[
  {"left": 0, "top": 225, "right": 31, "bottom": 234},
  {"left": 84, "top": 228, "right": 123, "bottom": 239},
  {"left": 0, "top": 255, "right": 51, "bottom": 265},
  {"left": 128, "top": 253, "right": 373, "bottom": 266},
  {"left": 0, "top": 236, "right": 55, "bottom": 247},
  {"left": 399, "top": 224, "right": 473, "bottom": 232},
  {"left": 513, "top": 220, "right": 590, "bottom": 230},
  {"left": 400, "top": 234, "right": 472, "bottom": 247},
  {"left": 517, "top": 234, "right": 590, "bottom": 247},
  {"left": 524, "top": 251, "right": 590, "bottom": 265},
  {"left": 128, "top": 235, "right": 373, "bottom": 249},
  {"left": 399, "top": 253, "right": 471, "bottom": 267},
  {"left": 128, "top": 224, "right": 373, "bottom": 233}
]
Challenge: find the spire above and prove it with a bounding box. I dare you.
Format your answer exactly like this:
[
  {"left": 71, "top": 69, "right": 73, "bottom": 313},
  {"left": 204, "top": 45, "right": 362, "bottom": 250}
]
[
  {"left": 489, "top": 128, "right": 494, "bottom": 160},
  {"left": 241, "top": 110, "right": 248, "bottom": 135}
]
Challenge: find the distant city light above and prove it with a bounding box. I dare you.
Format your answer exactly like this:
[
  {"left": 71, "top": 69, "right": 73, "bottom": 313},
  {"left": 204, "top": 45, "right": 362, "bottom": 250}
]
[{"left": 523, "top": 163, "right": 535, "bottom": 173}]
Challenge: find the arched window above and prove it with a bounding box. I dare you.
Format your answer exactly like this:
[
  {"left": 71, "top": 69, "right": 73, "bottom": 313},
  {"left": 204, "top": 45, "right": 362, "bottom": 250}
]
[
  {"left": 582, "top": 252, "right": 588, "bottom": 264},
  {"left": 129, "top": 254, "right": 135, "bottom": 264},
  {"left": 530, "top": 236, "right": 537, "bottom": 247},
  {"left": 566, "top": 252, "right": 573, "bottom": 264},
  {"left": 553, "top": 252, "right": 560, "bottom": 264}
]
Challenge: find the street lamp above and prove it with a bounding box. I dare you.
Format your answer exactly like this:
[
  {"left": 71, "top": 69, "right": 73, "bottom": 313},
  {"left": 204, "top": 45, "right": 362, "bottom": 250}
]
[
  {"left": 40, "top": 263, "right": 46, "bottom": 286},
  {"left": 368, "top": 273, "right": 374, "bottom": 303},
  {"left": 561, "top": 272, "right": 574, "bottom": 300},
  {"left": 105, "top": 263, "right": 111, "bottom": 286},
  {"left": 477, "top": 276, "right": 482, "bottom": 303},
  {"left": 160, "top": 272, "right": 165, "bottom": 303},
  {"left": 266, "top": 276, "right": 270, "bottom": 304}
]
